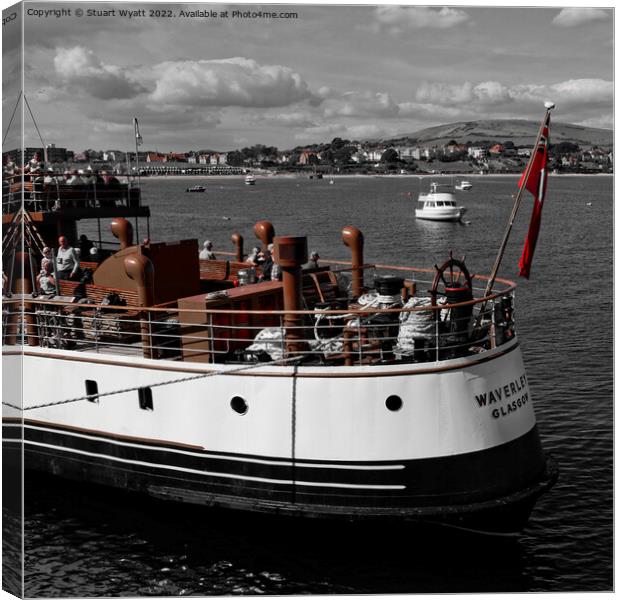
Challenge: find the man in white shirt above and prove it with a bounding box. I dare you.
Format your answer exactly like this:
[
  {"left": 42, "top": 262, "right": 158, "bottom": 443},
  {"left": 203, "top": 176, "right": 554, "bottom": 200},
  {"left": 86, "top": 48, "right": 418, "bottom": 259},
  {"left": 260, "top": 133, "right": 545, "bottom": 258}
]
[{"left": 56, "top": 236, "right": 79, "bottom": 280}]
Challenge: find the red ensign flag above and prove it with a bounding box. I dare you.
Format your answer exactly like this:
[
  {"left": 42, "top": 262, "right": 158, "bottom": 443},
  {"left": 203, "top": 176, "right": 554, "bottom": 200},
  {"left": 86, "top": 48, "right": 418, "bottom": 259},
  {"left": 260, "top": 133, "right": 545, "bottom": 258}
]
[{"left": 518, "top": 112, "right": 551, "bottom": 278}]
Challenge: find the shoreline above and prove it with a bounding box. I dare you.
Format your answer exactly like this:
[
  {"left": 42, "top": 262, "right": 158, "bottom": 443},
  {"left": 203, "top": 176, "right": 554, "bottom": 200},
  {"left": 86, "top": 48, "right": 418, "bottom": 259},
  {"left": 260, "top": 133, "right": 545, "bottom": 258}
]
[{"left": 137, "top": 172, "right": 612, "bottom": 181}]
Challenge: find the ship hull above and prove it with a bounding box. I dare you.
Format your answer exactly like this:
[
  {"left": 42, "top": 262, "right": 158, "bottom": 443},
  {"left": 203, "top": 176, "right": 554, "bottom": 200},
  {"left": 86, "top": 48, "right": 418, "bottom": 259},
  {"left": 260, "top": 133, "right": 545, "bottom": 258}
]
[
  {"left": 3, "top": 337, "right": 556, "bottom": 535},
  {"left": 415, "top": 208, "right": 466, "bottom": 221}
]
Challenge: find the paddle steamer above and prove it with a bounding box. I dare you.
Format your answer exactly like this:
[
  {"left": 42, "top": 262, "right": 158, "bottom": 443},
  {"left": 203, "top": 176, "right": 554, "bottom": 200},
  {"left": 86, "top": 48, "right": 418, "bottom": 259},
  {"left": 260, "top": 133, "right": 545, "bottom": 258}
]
[{"left": 2, "top": 161, "right": 556, "bottom": 536}]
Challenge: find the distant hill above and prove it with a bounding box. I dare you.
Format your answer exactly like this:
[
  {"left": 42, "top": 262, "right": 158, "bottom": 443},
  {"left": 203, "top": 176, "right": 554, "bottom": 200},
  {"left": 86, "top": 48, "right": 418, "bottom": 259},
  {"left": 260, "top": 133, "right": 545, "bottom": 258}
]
[{"left": 385, "top": 119, "right": 612, "bottom": 148}]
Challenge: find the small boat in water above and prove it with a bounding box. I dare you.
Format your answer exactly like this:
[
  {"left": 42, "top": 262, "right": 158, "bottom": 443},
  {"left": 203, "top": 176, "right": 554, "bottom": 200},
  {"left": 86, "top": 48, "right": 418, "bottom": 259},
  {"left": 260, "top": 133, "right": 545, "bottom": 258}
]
[
  {"left": 186, "top": 185, "right": 206, "bottom": 193},
  {"left": 415, "top": 182, "right": 467, "bottom": 222},
  {"left": 455, "top": 180, "right": 473, "bottom": 191},
  {"left": 245, "top": 174, "right": 256, "bottom": 185}
]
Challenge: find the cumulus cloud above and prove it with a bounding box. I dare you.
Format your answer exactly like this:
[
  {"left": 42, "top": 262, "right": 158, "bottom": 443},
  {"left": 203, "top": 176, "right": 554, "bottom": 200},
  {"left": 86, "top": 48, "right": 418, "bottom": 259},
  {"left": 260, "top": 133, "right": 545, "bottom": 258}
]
[
  {"left": 323, "top": 91, "right": 399, "bottom": 118},
  {"left": 54, "top": 46, "right": 146, "bottom": 100},
  {"left": 552, "top": 8, "right": 610, "bottom": 27},
  {"left": 415, "top": 81, "right": 512, "bottom": 106},
  {"left": 317, "top": 86, "right": 338, "bottom": 99},
  {"left": 413, "top": 78, "right": 612, "bottom": 110},
  {"left": 374, "top": 6, "right": 470, "bottom": 34},
  {"left": 53, "top": 47, "right": 318, "bottom": 111},
  {"left": 150, "top": 57, "right": 315, "bottom": 108}
]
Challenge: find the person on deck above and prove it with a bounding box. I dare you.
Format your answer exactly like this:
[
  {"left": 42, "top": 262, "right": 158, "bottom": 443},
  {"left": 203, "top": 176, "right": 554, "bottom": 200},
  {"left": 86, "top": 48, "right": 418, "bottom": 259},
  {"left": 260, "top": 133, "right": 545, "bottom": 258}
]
[
  {"left": 26, "top": 152, "right": 43, "bottom": 174},
  {"left": 56, "top": 236, "right": 79, "bottom": 280},
  {"left": 78, "top": 234, "right": 94, "bottom": 257},
  {"left": 89, "top": 246, "right": 101, "bottom": 263},
  {"left": 271, "top": 260, "right": 282, "bottom": 281},
  {"left": 199, "top": 240, "right": 216, "bottom": 260},
  {"left": 260, "top": 244, "right": 274, "bottom": 281},
  {"left": 304, "top": 251, "right": 321, "bottom": 270},
  {"left": 37, "top": 259, "right": 56, "bottom": 295},
  {"left": 103, "top": 172, "right": 121, "bottom": 187},
  {"left": 3, "top": 155, "right": 16, "bottom": 178},
  {"left": 43, "top": 167, "right": 60, "bottom": 186},
  {"left": 67, "top": 169, "right": 88, "bottom": 185},
  {"left": 246, "top": 246, "right": 261, "bottom": 265}
]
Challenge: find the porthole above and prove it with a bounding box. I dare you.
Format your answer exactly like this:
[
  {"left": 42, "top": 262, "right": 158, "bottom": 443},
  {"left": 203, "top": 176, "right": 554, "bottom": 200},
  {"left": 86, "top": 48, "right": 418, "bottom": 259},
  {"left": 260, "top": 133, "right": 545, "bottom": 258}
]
[
  {"left": 230, "top": 396, "right": 248, "bottom": 415},
  {"left": 385, "top": 395, "right": 403, "bottom": 412}
]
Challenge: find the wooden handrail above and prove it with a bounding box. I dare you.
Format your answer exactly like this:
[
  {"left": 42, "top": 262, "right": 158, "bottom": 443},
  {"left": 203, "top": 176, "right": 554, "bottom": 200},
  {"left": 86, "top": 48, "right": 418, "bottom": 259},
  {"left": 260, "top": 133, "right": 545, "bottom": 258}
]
[{"left": 5, "top": 280, "right": 515, "bottom": 317}]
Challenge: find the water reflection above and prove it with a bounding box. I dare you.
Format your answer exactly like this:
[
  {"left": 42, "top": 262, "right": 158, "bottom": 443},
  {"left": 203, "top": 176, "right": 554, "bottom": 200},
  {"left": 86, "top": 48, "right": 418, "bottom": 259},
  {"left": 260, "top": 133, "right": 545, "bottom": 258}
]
[{"left": 25, "top": 474, "right": 533, "bottom": 597}]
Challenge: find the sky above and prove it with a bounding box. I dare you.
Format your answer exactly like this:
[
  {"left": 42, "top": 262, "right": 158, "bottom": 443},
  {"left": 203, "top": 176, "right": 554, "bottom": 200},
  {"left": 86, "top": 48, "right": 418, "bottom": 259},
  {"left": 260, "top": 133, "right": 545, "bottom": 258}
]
[{"left": 1, "top": 2, "right": 615, "bottom": 152}]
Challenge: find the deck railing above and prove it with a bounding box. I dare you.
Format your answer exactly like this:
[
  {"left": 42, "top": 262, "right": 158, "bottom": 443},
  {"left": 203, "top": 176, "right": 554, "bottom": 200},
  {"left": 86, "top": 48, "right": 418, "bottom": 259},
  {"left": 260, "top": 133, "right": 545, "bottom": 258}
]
[
  {"left": 2, "top": 179, "right": 140, "bottom": 214},
  {"left": 2, "top": 272, "right": 517, "bottom": 367}
]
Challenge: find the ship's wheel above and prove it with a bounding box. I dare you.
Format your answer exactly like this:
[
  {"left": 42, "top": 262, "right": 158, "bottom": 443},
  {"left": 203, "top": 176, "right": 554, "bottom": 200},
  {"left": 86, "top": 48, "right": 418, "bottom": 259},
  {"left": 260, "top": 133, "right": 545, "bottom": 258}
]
[{"left": 430, "top": 253, "right": 473, "bottom": 311}]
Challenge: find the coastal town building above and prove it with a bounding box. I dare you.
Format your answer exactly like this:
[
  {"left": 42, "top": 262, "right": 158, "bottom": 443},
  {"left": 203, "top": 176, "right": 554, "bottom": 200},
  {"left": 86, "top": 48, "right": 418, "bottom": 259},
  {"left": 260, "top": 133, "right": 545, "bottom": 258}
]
[
  {"left": 299, "top": 150, "right": 320, "bottom": 165},
  {"left": 395, "top": 146, "right": 417, "bottom": 159}
]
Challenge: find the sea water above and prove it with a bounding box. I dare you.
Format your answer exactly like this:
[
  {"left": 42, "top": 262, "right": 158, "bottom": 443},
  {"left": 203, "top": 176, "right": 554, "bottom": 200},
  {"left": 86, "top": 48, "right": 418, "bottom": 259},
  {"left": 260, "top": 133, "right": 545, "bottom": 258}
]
[{"left": 12, "top": 175, "right": 613, "bottom": 594}]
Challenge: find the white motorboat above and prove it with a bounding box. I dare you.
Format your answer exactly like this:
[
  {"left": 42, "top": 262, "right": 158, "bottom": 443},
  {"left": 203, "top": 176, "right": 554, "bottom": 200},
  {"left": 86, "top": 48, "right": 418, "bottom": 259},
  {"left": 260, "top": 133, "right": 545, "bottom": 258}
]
[
  {"left": 245, "top": 174, "right": 256, "bottom": 185},
  {"left": 186, "top": 185, "right": 206, "bottom": 193},
  {"left": 415, "top": 182, "right": 467, "bottom": 222},
  {"left": 455, "top": 180, "right": 473, "bottom": 191}
]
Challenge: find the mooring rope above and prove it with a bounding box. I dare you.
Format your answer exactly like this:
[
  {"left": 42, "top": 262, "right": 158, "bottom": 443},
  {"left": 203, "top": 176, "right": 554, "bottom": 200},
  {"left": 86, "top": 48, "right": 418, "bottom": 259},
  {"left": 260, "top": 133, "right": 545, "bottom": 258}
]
[{"left": 2, "top": 355, "right": 303, "bottom": 412}]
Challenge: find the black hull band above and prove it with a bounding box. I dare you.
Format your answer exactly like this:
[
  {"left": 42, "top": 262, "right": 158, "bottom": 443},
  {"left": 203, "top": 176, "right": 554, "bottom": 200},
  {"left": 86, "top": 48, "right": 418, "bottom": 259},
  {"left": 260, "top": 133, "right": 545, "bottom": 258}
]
[{"left": 4, "top": 421, "right": 557, "bottom": 534}]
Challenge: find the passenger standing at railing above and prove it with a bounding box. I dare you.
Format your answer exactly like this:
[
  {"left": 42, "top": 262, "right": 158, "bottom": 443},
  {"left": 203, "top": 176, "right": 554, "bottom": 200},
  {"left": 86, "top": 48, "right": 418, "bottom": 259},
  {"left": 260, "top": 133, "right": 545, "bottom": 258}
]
[
  {"left": 26, "top": 152, "right": 43, "bottom": 173},
  {"left": 3, "top": 155, "right": 16, "bottom": 179},
  {"left": 2, "top": 162, "right": 15, "bottom": 212},
  {"left": 56, "top": 236, "right": 79, "bottom": 280}
]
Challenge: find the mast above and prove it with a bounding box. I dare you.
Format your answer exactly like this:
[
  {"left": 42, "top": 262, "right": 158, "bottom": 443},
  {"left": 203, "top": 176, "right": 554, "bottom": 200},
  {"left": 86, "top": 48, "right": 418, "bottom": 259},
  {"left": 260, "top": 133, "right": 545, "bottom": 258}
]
[{"left": 133, "top": 117, "right": 143, "bottom": 188}]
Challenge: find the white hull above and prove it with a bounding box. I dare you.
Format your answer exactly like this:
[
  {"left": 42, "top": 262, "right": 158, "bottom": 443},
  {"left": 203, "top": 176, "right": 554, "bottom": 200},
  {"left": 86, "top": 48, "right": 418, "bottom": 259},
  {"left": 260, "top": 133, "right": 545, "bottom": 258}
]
[
  {"left": 415, "top": 207, "right": 466, "bottom": 221},
  {"left": 4, "top": 337, "right": 532, "bottom": 461},
  {"left": 2, "top": 335, "right": 557, "bottom": 533}
]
